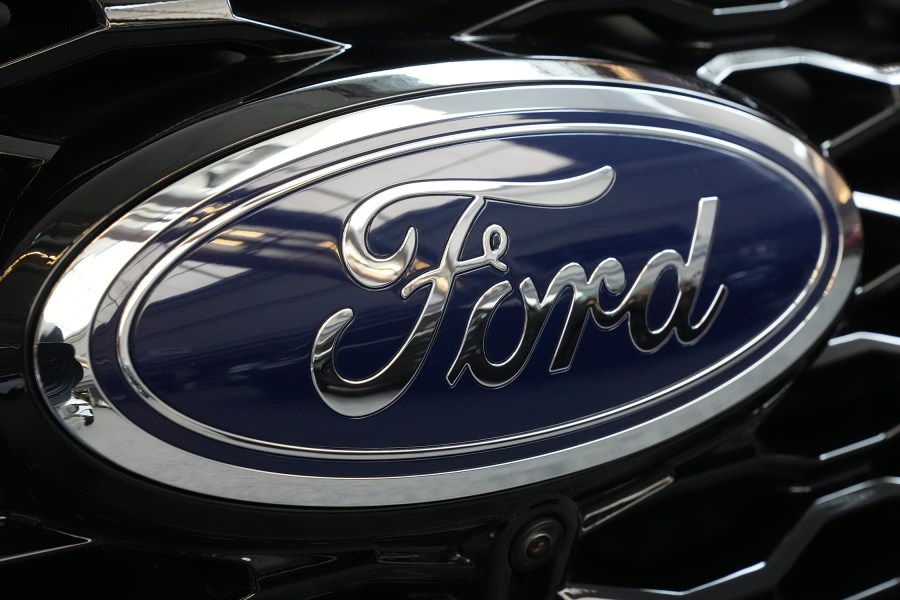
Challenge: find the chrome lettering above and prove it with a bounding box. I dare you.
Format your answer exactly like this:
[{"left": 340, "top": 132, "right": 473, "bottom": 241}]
[
  {"left": 311, "top": 166, "right": 726, "bottom": 417},
  {"left": 448, "top": 198, "right": 727, "bottom": 388}
]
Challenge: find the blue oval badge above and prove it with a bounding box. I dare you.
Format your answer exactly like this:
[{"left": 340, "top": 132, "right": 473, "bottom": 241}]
[{"left": 35, "top": 60, "right": 859, "bottom": 506}]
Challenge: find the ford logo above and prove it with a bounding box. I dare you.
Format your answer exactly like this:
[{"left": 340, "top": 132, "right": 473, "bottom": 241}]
[
  {"left": 35, "top": 60, "right": 859, "bottom": 507},
  {"left": 314, "top": 166, "right": 727, "bottom": 418}
]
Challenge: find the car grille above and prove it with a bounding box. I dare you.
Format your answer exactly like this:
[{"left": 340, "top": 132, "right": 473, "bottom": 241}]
[
  {"left": 0, "top": 1, "right": 897, "bottom": 599},
  {"left": 461, "top": 1, "right": 900, "bottom": 598}
]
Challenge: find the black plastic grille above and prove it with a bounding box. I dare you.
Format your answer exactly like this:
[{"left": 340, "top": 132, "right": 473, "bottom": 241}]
[
  {"left": 1, "top": 2, "right": 899, "bottom": 599},
  {"left": 456, "top": 0, "right": 900, "bottom": 597}
]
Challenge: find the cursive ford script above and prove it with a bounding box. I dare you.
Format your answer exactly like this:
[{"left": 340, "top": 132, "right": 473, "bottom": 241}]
[{"left": 311, "top": 166, "right": 727, "bottom": 417}]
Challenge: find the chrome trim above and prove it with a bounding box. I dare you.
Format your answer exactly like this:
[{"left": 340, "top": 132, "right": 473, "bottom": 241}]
[
  {"left": 855, "top": 271, "right": 900, "bottom": 302},
  {"left": 103, "top": 0, "right": 234, "bottom": 22},
  {"left": 100, "top": 0, "right": 349, "bottom": 50},
  {"left": 821, "top": 331, "right": 900, "bottom": 365},
  {"left": 712, "top": 0, "right": 811, "bottom": 16},
  {"left": 818, "top": 329, "right": 898, "bottom": 409},
  {"left": 456, "top": 0, "right": 818, "bottom": 40},
  {"left": 34, "top": 59, "right": 859, "bottom": 507},
  {"left": 697, "top": 47, "right": 900, "bottom": 158},
  {"left": 817, "top": 432, "right": 894, "bottom": 462},
  {"left": 455, "top": 0, "right": 545, "bottom": 40},
  {"left": 0, "top": 2, "right": 347, "bottom": 86},
  {"left": 845, "top": 578, "right": 900, "bottom": 600},
  {"left": 806, "top": 333, "right": 900, "bottom": 460},
  {"left": 559, "top": 478, "right": 900, "bottom": 599},
  {"left": 697, "top": 47, "right": 900, "bottom": 86},
  {"left": 853, "top": 191, "right": 900, "bottom": 219},
  {"left": 581, "top": 476, "right": 673, "bottom": 533},
  {"left": 856, "top": 263, "right": 900, "bottom": 299}
]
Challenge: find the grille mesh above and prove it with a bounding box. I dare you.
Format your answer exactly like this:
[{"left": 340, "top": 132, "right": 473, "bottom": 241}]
[
  {"left": 454, "top": 0, "right": 900, "bottom": 597},
  {"left": 2, "top": 1, "right": 898, "bottom": 599}
]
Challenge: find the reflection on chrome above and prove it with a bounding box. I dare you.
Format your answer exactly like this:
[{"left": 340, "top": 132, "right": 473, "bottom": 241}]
[
  {"left": 450, "top": 197, "right": 725, "bottom": 389},
  {"left": 56, "top": 398, "right": 95, "bottom": 427},
  {"left": 313, "top": 167, "right": 615, "bottom": 417},
  {"left": 103, "top": 0, "right": 234, "bottom": 23},
  {"left": 313, "top": 168, "right": 726, "bottom": 417}
]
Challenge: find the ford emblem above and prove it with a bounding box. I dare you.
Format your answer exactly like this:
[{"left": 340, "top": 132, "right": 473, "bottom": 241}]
[{"left": 34, "top": 60, "right": 860, "bottom": 507}]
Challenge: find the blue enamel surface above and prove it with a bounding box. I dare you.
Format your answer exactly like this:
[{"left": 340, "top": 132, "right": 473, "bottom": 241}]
[
  {"left": 127, "top": 136, "right": 819, "bottom": 444},
  {"left": 85, "top": 105, "right": 842, "bottom": 476}
]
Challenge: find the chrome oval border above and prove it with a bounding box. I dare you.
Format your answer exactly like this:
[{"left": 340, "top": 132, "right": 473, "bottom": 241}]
[
  {"left": 34, "top": 59, "right": 859, "bottom": 507},
  {"left": 118, "top": 123, "right": 826, "bottom": 459}
]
